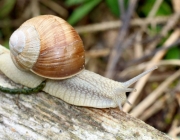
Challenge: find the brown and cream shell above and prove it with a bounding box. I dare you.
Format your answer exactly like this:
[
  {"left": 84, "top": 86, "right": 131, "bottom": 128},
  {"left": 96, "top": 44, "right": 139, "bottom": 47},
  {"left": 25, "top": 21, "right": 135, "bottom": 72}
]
[{"left": 9, "top": 15, "right": 85, "bottom": 79}]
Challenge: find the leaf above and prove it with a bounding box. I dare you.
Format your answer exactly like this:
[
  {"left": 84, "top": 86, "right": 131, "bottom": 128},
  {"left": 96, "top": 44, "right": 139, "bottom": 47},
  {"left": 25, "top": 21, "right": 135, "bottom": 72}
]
[
  {"left": 105, "top": 0, "right": 129, "bottom": 17},
  {"left": 0, "top": 0, "right": 16, "bottom": 18},
  {"left": 139, "top": 0, "right": 172, "bottom": 17},
  {"left": 67, "top": 0, "right": 102, "bottom": 25},
  {"left": 156, "top": 0, "right": 172, "bottom": 15},
  {"left": 165, "top": 47, "right": 180, "bottom": 59},
  {"left": 105, "top": 0, "right": 120, "bottom": 17},
  {"left": 65, "top": 0, "right": 88, "bottom": 6}
]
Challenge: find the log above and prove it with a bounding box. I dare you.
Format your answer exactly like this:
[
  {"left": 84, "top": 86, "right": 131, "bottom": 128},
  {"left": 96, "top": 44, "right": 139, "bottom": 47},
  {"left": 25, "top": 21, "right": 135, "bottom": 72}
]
[{"left": 0, "top": 71, "right": 172, "bottom": 139}]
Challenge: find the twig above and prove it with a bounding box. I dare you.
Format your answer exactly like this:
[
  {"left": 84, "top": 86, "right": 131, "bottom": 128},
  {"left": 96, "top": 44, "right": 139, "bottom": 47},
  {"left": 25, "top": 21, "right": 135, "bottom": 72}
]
[
  {"left": 85, "top": 36, "right": 180, "bottom": 58},
  {"left": 172, "top": 0, "right": 180, "bottom": 12},
  {"left": 105, "top": 0, "right": 138, "bottom": 78},
  {"left": 31, "top": 0, "right": 40, "bottom": 17},
  {"left": 130, "top": 69, "right": 180, "bottom": 117},
  {"left": 75, "top": 16, "right": 169, "bottom": 33},
  {"left": 134, "top": 32, "right": 143, "bottom": 58},
  {"left": 118, "top": 0, "right": 125, "bottom": 19},
  {"left": 123, "top": 29, "right": 180, "bottom": 112},
  {"left": 168, "top": 118, "right": 180, "bottom": 140},
  {"left": 127, "top": 39, "right": 180, "bottom": 66},
  {"left": 85, "top": 49, "right": 110, "bottom": 58},
  {"left": 144, "top": 12, "right": 180, "bottom": 54},
  {"left": 71, "top": 34, "right": 180, "bottom": 59},
  {"left": 0, "top": 15, "right": 170, "bottom": 29},
  {"left": 39, "top": 0, "right": 68, "bottom": 18},
  {"left": 148, "top": 0, "right": 163, "bottom": 18},
  {"left": 119, "top": 60, "right": 180, "bottom": 79},
  {"left": 174, "top": 80, "right": 180, "bottom": 106},
  {"left": 161, "top": 12, "right": 180, "bottom": 37},
  {"left": 139, "top": 94, "right": 168, "bottom": 121},
  {"left": 147, "top": 0, "right": 164, "bottom": 33}
]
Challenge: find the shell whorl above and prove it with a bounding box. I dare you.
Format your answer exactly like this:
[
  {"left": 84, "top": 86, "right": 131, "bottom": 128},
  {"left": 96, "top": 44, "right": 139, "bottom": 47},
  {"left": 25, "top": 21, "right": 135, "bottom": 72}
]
[
  {"left": 9, "top": 30, "right": 25, "bottom": 56},
  {"left": 9, "top": 15, "right": 85, "bottom": 79},
  {"left": 9, "top": 26, "right": 40, "bottom": 71}
]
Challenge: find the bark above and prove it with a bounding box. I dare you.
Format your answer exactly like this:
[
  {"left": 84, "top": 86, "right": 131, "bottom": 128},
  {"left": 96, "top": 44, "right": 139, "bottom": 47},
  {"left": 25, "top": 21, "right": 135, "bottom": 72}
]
[{"left": 0, "top": 71, "right": 172, "bottom": 140}]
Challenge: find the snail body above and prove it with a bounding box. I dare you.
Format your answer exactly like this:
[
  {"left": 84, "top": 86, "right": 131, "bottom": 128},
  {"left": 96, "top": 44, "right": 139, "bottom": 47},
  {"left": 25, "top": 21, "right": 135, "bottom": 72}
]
[{"left": 0, "top": 15, "right": 157, "bottom": 109}]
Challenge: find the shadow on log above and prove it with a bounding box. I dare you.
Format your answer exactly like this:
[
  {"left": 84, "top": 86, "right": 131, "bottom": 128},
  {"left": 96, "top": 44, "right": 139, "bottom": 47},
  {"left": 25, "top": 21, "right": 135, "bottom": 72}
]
[{"left": 0, "top": 71, "right": 172, "bottom": 139}]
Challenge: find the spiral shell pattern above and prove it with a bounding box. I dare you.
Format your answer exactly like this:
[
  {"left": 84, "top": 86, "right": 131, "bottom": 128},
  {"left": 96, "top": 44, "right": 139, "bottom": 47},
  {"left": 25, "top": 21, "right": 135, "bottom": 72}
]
[{"left": 9, "top": 15, "right": 85, "bottom": 79}]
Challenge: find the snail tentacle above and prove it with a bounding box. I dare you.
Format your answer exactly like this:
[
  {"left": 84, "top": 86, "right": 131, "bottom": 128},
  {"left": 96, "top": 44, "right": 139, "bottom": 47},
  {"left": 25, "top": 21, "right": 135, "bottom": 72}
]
[{"left": 122, "top": 66, "right": 158, "bottom": 88}]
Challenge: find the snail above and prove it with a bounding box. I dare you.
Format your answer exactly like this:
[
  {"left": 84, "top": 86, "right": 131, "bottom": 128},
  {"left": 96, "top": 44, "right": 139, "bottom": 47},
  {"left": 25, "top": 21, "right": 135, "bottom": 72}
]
[{"left": 0, "top": 15, "right": 157, "bottom": 110}]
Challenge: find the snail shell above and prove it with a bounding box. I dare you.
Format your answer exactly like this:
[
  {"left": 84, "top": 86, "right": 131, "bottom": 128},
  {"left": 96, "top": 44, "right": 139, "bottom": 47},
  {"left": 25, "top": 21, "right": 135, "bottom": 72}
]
[{"left": 9, "top": 15, "right": 85, "bottom": 79}]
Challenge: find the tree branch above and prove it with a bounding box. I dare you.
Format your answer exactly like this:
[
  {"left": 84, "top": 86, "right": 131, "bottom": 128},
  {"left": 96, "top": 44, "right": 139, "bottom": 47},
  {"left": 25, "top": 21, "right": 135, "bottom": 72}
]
[{"left": 0, "top": 71, "right": 172, "bottom": 139}]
